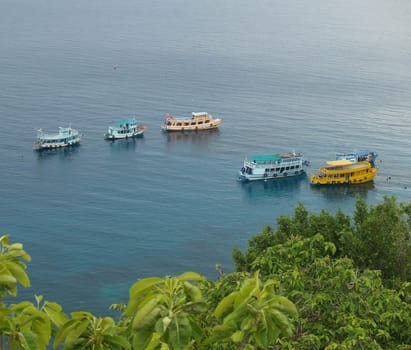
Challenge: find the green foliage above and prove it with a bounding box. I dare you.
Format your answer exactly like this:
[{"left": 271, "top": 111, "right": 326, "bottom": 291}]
[
  {"left": 206, "top": 272, "right": 297, "bottom": 350},
  {"left": 0, "top": 299, "right": 56, "bottom": 350},
  {"left": 235, "top": 196, "right": 411, "bottom": 287},
  {"left": 53, "top": 311, "right": 129, "bottom": 350},
  {"left": 248, "top": 234, "right": 411, "bottom": 349},
  {"left": 233, "top": 225, "right": 278, "bottom": 272},
  {"left": 352, "top": 196, "right": 411, "bottom": 286},
  {"left": 125, "top": 272, "right": 206, "bottom": 350},
  {"left": 0, "top": 234, "right": 31, "bottom": 299}
]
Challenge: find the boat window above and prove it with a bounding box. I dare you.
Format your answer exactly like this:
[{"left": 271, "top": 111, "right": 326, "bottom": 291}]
[
  {"left": 286, "top": 167, "right": 290, "bottom": 170},
  {"left": 177, "top": 122, "right": 182, "bottom": 126},
  {"left": 205, "top": 120, "right": 210, "bottom": 123},
  {"left": 183, "top": 122, "right": 189, "bottom": 126},
  {"left": 276, "top": 168, "right": 280, "bottom": 172},
  {"left": 198, "top": 121, "right": 203, "bottom": 124},
  {"left": 290, "top": 165, "right": 295, "bottom": 170},
  {"left": 280, "top": 167, "right": 284, "bottom": 172},
  {"left": 191, "top": 122, "right": 196, "bottom": 125},
  {"left": 296, "top": 165, "right": 300, "bottom": 169}
]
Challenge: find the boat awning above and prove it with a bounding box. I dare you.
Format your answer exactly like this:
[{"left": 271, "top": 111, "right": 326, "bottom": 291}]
[
  {"left": 326, "top": 159, "right": 354, "bottom": 167},
  {"left": 115, "top": 119, "right": 136, "bottom": 125},
  {"left": 249, "top": 155, "right": 282, "bottom": 162}
]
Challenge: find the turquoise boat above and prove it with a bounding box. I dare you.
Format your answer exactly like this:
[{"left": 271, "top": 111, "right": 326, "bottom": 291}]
[{"left": 104, "top": 119, "right": 145, "bottom": 140}]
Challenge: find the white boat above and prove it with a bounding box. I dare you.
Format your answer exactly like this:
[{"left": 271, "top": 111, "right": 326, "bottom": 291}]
[
  {"left": 238, "top": 152, "right": 308, "bottom": 182},
  {"left": 33, "top": 126, "right": 82, "bottom": 150},
  {"left": 161, "top": 112, "right": 222, "bottom": 132},
  {"left": 104, "top": 119, "right": 145, "bottom": 140}
]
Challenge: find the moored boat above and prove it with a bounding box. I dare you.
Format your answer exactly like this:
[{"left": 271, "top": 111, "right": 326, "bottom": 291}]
[
  {"left": 309, "top": 159, "right": 378, "bottom": 186},
  {"left": 104, "top": 119, "right": 145, "bottom": 140},
  {"left": 335, "top": 150, "right": 377, "bottom": 166},
  {"left": 33, "top": 126, "right": 82, "bottom": 150},
  {"left": 238, "top": 152, "right": 308, "bottom": 182},
  {"left": 161, "top": 112, "right": 222, "bottom": 132}
]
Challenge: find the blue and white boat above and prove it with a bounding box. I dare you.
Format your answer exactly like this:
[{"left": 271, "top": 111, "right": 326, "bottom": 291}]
[
  {"left": 104, "top": 119, "right": 145, "bottom": 140},
  {"left": 238, "top": 152, "right": 308, "bottom": 182},
  {"left": 335, "top": 150, "right": 377, "bottom": 166},
  {"left": 33, "top": 126, "right": 82, "bottom": 150}
]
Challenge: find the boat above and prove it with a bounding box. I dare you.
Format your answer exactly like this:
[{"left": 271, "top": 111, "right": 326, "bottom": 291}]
[
  {"left": 33, "top": 126, "right": 82, "bottom": 150},
  {"left": 238, "top": 152, "right": 308, "bottom": 182},
  {"left": 335, "top": 150, "right": 377, "bottom": 166},
  {"left": 161, "top": 112, "right": 222, "bottom": 132},
  {"left": 104, "top": 119, "right": 145, "bottom": 140},
  {"left": 309, "top": 159, "right": 378, "bottom": 186}
]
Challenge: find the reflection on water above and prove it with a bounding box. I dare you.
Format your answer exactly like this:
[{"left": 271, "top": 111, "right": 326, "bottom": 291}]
[
  {"left": 35, "top": 144, "right": 80, "bottom": 160},
  {"left": 240, "top": 175, "right": 307, "bottom": 200},
  {"left": 105, "top": 137, "right": 143, "bottom": 152},
  {"left": 310, "top": 181, "right": 376, "bottom": 200},
  {"left": 164, "top": 129, "right": 220, "bottom": 144}
]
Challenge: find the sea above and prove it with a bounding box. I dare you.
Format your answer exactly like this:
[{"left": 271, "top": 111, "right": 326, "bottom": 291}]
[{"left": 1, "top": 0, "right": 410, "bottom": 316}]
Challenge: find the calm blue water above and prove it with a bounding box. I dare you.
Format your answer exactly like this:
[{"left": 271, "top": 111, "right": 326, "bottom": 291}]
[{"left": 1, "top": 0, "right": 411, "bottom": 315}]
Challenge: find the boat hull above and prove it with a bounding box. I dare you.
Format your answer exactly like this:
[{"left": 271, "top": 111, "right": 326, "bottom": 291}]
[
  {"left": 104, "top": 128, "right": 144, "bottom": 140},
  {"left": 239, "top": 169, "right": 306, "bottom": 182},
  {"left": 33, "top": 139, "right": 81, "bottom": 150}
]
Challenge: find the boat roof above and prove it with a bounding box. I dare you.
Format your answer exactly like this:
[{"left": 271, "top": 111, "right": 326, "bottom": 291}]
[
  {"left": 326, "top": 160, "right": 354, "bottom": 167},
  {"left": 249, "top": 155, "right": 282, "bottom": 162},
  {"left": 38, "top": 127, "right": 79, "bottom": 139},
  {"left": 115, "top": 119, "right": 136, "bottom": 125},
  {"left": 192, "top": 112, "right": 208, "bottom": 117},
  {"left": 336, "top": 150, "right": 375, "bottom": 157}
]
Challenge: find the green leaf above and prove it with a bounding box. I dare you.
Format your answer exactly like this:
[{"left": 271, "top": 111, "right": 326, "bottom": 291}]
[
  {"left": 103, "top": 334, "right": 131, "bottom": 350},
  {"left": 176, "top": 272, "right": 205, "bottom": 282},
  {"left": 132, "top": 296, "right": 162, "bottom": 330},
  {"left": 183, "top": 281, "right": 202, "bottom": 301},
  {"left": 129, "top": 277, "right": 163, "bottom": 298},
  {"left": 168, "top": 313, "right": 192, "bottom": 350},
  {"left": 231, "top": 330, "right": 244, "bottom": 343},
  {"left": 132, "top": 330, "right": 159, "bottom": 350},
  {"left": 4, "top": 261, "right": 30, "bottom": 287},
  {"left": 53, "top": 318, "right": 89, "bottom": 349},
  {"left": 0, "top": 274, "right": 16, "bottom": 284},
  {"left": 214, "top": 292, "right": 236, "bottom": 318}
]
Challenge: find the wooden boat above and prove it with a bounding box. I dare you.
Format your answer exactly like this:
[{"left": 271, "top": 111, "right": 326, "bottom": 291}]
[
  {"left": 238, "top": 152, "right": 308, "bottom": 182},
  {"left": 33, "top": 126, "right": 82, "bottom": 150},
  {"left": 104, "top": 119, "right": 145, "bottom": 140},
  {"left": 309, "top": 160, "right": 378, "bottom": 185},
  {"left": 161, "top": 112, "right": 222, "bottom": 132}
]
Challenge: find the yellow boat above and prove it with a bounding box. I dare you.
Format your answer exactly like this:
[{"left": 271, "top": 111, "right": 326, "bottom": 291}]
[{"left": 309, "top": 159, "right": 378, "bottom": 185}]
